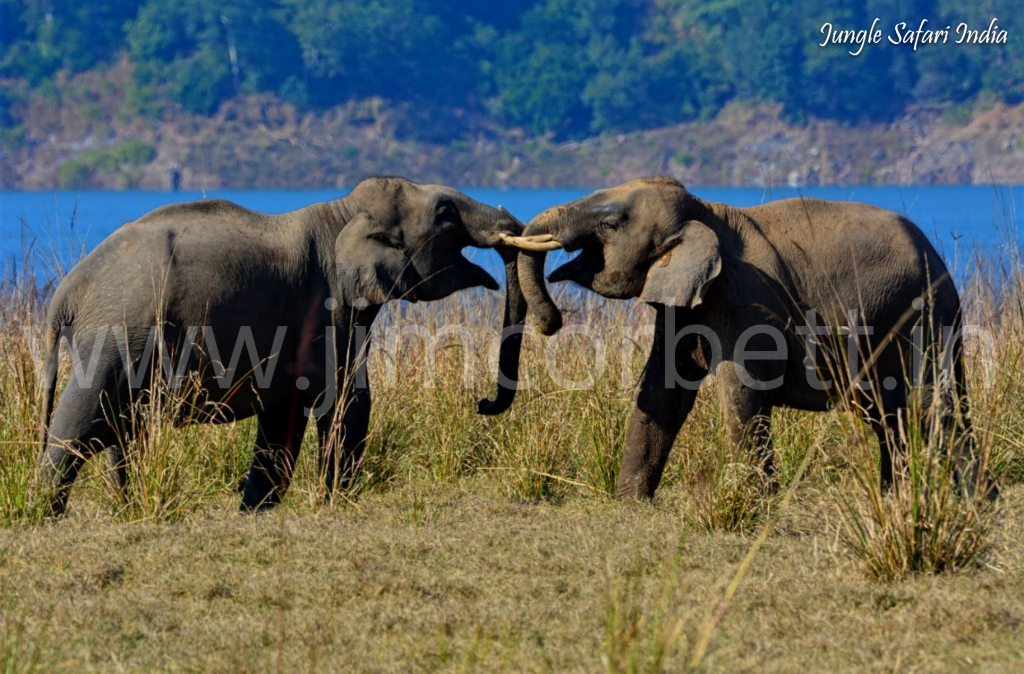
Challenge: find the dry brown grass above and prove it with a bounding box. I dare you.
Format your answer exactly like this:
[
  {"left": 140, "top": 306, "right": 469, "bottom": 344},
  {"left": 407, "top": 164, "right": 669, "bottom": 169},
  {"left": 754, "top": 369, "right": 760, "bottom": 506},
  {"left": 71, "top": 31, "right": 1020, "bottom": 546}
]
[
  {"left": 0, "top": 483, "right": 1022, "bottom": 672},
  {"left": 1, "top": 236, "right": 1023, "bottom": 671}
]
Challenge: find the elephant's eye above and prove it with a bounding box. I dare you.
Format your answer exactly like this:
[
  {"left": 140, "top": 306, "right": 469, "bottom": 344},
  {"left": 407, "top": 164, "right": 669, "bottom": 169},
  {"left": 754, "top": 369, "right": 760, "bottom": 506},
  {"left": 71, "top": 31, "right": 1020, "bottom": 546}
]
[{"left": 600, "top": 215, "right": 624, "bottom": 232}]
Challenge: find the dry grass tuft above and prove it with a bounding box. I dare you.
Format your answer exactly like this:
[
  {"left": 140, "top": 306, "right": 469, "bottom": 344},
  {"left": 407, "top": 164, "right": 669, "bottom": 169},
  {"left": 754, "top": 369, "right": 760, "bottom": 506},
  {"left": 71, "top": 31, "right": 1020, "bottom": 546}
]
[{"left": 601, "top": 551, "right": 690, "bottom": 674}]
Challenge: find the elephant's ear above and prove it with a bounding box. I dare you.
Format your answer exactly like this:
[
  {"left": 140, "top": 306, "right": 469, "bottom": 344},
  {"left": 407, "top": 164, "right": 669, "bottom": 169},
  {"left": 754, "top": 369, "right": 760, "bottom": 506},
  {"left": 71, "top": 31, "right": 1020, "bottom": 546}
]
[
  {"left": 333, "top": 213, "right": 413, "bottom": 307},
  {"left": 640, "top": 220, "right": 721, "bottom": 308}
]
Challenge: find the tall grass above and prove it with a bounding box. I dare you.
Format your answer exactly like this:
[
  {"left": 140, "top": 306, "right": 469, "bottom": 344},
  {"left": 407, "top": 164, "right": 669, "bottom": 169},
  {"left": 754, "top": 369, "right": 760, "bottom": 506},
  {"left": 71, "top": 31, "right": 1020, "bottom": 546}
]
[
  {"left": 103, "top": 380, "right": 254, "bottom": 523},
  {"left": 0, "top": 618, "right": 43, "bottom": 673},
  {"left": 833, "top": 375, "right": 999, "bottom": 580},
  {"left": 0, "top": 263, "right": 49, "bottom": 525}
]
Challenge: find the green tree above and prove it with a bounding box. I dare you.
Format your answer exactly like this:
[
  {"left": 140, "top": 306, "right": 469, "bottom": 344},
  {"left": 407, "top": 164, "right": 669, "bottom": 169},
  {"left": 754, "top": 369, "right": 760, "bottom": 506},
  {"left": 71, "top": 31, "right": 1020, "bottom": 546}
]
[
  {"left": 282, "top": 0, "right": 473, "bottom": 107},
  {"left": 800, "top": 0, "right": 907, "bottom": 121},
  {"left": 2, "top": 0, "right": 1024, "bottom": 140},
  {"left": 0, "top": 0, "right": 141, "bottom": 81},
  {"left": 494, "top": 38, "right": 594, "bottom": 135},
  {"left": 582, "top": 40, "right": 708, "bottom": 133},
  {"left": 126, "top": 0, "right": 301, "bottom": 114},
  {"left": 970, "top": 1, "right": 1024, "bottom": 104},
  {"left": 490, "top": 0, "right": 645, "bottom": 136}
]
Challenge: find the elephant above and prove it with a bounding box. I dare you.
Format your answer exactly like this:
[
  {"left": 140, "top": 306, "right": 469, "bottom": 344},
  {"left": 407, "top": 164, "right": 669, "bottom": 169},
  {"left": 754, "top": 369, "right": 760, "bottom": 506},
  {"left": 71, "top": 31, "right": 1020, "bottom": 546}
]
[
  {"left": 501, "top": 176, "right": 992, "bottom": 499},
  {"left": 37, "top": 177, "right": 527, "bottom": 515}
]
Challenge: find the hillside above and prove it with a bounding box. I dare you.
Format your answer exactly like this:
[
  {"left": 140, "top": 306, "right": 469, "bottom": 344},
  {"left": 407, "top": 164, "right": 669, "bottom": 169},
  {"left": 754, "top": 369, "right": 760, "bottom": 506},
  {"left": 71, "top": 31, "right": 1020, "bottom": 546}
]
[
  {"left": 3, "top": 62, "right": 1024, "bottom": 191},
  {"left": 3, "top": 0, "right": 1023, "bottom": 190}
]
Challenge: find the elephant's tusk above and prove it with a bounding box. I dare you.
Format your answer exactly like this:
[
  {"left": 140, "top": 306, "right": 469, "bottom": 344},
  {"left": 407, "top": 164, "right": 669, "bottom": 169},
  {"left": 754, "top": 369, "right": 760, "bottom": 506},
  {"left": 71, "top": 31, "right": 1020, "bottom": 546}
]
[
  {"left": 497, "top": 206, "right": 562, "bottom": 250},
  {"left": 498, "top": 233, "right": 563, "bottom": 251}
]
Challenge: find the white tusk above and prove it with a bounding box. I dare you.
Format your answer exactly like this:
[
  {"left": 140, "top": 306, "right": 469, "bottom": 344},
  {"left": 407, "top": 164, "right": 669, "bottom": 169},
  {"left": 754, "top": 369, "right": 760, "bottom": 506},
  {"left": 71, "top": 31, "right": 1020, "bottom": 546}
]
[{"left": 498, "top": 232, "right": 563, "bottom": 252}]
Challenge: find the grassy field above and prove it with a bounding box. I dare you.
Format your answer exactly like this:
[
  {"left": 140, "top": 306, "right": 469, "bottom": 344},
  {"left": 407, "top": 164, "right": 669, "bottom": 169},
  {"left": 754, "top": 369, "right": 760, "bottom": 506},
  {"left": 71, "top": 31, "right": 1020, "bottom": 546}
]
[{"left": 1, "top": 238, "right": 1023, "bottom": 672}]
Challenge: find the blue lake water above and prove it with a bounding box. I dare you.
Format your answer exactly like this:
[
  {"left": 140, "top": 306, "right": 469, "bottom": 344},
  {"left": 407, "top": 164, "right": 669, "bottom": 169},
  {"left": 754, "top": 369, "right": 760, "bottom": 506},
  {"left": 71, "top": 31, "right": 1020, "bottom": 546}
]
[{"left": 1, "top": 185, "right": 1021, "bottom": 284}]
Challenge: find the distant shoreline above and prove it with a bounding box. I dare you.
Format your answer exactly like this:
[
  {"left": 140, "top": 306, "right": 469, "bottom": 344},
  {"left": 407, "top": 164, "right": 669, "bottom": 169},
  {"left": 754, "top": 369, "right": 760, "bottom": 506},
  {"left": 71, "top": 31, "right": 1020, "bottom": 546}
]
[{"left": 4, "top": 96, "right": 1024, "bottom": 191}]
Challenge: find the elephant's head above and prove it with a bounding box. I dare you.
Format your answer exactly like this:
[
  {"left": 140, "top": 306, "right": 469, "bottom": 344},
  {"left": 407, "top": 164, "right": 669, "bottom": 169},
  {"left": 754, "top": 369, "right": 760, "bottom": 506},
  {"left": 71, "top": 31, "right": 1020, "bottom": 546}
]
[
  {"left": 333, "top": 177, "right": 528, "bottom": 414},
  {"left": 503, "top": 177, "right": 721, "bottom": 336}
]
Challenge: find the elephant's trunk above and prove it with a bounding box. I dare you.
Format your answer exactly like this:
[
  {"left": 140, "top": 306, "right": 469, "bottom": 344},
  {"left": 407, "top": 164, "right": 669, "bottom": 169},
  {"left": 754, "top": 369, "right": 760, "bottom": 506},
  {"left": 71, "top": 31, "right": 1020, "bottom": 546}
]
[
  {"left": 462, "top": 203, "right": 529, "bottom": 415},
  {"left": 517, "top": 209, "right": 565, "bottom": 336},
  {"left": 477, "top": 246, "right": 528, "bottom": 414}
]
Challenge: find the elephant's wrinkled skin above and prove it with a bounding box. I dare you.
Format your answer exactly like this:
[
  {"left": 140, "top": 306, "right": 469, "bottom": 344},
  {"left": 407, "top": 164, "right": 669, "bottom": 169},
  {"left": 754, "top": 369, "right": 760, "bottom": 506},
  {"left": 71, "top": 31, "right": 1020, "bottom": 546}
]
[
  {"left": 507, "top": 176, "right": 991, "bottom": 499},
  {"left": 38, "top": 177, "right": 527, "bottom": 515}
]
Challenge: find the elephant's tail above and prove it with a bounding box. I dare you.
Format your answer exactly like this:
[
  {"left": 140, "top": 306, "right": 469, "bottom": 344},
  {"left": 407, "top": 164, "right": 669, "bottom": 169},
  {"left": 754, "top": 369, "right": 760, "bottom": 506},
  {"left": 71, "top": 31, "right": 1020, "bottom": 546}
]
[
  {"left": 38, "top": 320, "right": 63, "bottom": 450},
  {"left": 953, "top": 343, "right": 971, "bottom": 424},
  {"left": 950, "top": 312, "right": 973, "bottom": 428},
  {"left": 951, "top": 321, "right": 998, "bottom": 498}
]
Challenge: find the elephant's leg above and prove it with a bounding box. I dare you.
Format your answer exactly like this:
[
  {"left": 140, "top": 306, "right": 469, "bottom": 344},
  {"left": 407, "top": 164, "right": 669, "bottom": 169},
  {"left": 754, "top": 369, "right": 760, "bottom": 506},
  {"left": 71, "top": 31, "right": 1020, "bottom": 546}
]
[
  {"left": 240, "top": 402, "right": 308, "bottom": 512},
  {"left": 938, "top": 388, "right": 996, "bottom": 498},
  {"left": 104, "top": 417, "right": 151, "bottom": 502},
  {"left": 317, "top": 380, "right": 371, "bottom": 497},
  {"left": 945, "top": 410, "right": 996, "bottom": 499},
  {"left": 949, "top": 354, "right": 996, "bottom": 498},
  {"left": 317, "top": 309, "right": 377, "bottom": 498},
  {"left": 105, "top": 446, "right": 129, "bottom": 498},
  {"left": 717, "top": 363, "right": 776, "bottom": 477},
  {"left": 38, "top": 376, "right": 129, "bottom": 517},
  {"left": 870, "top": 412, "right": 906, "bottom": 492},
  {"left": 918, "top": 377, "right": 988, "bottom": 496},
  {"left": 861, "top": 377, "right": 908, "bottom": 492},
  {"left": 617, "top": 311, "right": 707, "bottom": 500}
]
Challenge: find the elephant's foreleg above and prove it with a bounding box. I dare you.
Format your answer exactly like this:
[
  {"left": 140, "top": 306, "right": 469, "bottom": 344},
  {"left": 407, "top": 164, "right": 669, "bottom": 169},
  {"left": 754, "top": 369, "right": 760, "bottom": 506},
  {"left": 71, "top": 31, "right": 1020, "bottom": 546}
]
[
  {"left": 317, "top": 380, "right": 371, "bottom": 497},
  {"left": 861, "top": 380, "right": 908, "bottom": 492},
  {"left": 617, "top": 313, "right": 706, "bottom": 500},
  {"left": 240, "top": 403, "right": 307, "bottom": 512},
  {"left": 317, "top": 313, "right": 377, "bottom": 498}
]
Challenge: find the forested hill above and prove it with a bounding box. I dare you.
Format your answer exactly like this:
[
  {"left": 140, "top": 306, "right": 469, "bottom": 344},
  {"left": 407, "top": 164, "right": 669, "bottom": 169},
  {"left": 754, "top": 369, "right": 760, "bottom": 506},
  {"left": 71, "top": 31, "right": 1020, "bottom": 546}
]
[{"left": 1, "top": 0, "right": 1023, "bottom": 189}]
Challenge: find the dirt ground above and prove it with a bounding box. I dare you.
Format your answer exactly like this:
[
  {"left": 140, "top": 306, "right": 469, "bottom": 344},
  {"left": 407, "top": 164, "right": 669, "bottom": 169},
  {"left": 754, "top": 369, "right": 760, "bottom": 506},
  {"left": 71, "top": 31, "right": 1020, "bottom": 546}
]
[{"left": 1, "top": 477, "right": 1021, "bottom": 673}]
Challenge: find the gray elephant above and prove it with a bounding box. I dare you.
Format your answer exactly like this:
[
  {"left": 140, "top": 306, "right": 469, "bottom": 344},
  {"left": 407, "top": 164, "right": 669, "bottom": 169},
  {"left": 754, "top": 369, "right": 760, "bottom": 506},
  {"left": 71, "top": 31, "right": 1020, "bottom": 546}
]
[
  {"left": 38, "top": 177, "right": 527, "bottom": 515},
  {"left": 501, "top": 176, "right": 990, "bottom": 499}
]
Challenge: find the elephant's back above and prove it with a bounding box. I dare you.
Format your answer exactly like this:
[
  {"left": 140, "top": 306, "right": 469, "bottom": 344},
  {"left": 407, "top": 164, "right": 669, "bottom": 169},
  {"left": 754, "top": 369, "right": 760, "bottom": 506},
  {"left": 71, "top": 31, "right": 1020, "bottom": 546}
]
[
  {"left": 47, "top": 200, "right": 309, "bottom": 331},
  {"left": 134, "top": 198, "right": 259, "bottom": 225},
  {"left": 46, "top": 217, "right": 178, "bottom": 330},
  {"left": 746, "top": 198, "right": 959, "bottom": 326}
]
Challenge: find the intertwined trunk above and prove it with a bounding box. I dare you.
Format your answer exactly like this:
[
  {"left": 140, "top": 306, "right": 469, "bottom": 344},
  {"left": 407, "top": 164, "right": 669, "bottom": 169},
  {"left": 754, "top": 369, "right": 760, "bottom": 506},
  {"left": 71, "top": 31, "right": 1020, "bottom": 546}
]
[
  {"left": 477, "top": 246, "right": 527, "bottom": 414},
  {"left": 516, "top": 208, "right": 568, "bottom": 336},
  {"left": 462, "top": 202, "right": 530, "bottom": 415}
]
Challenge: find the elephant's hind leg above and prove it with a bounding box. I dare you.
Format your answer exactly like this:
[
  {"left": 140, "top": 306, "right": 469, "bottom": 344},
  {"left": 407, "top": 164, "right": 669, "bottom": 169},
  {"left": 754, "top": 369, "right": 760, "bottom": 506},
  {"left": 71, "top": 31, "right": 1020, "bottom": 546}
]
[
  {"left": 105, "top": 446, "right": 129, "bottom": 500},
  {"left": 240, "top": 403, "right": 308, "bottom": 512},
  {"left": 38, "top": 379, "right": 128, "bottom": 517},
  {"left": 870, "top": 410, "right": 906, "bottom": 492},
  {"left": 717, "top": 363, "right": 777, "bottom": 479}
]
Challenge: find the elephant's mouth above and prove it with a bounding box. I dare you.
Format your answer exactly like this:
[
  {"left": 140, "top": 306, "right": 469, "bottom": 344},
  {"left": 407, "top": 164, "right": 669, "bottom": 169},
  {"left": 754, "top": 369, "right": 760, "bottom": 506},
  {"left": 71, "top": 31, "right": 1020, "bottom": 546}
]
[
  {"left": 548, "top": 244, "right": 599, "bottom": 289},
  {"left": 548, "top": 245, "right": 645, "bottom": 300},
  {"left": 417, "top": 253, "right": 499, "bottom": 301},
  {"left": 458, "top": 249, "right": 501, "bottom": 291}
]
